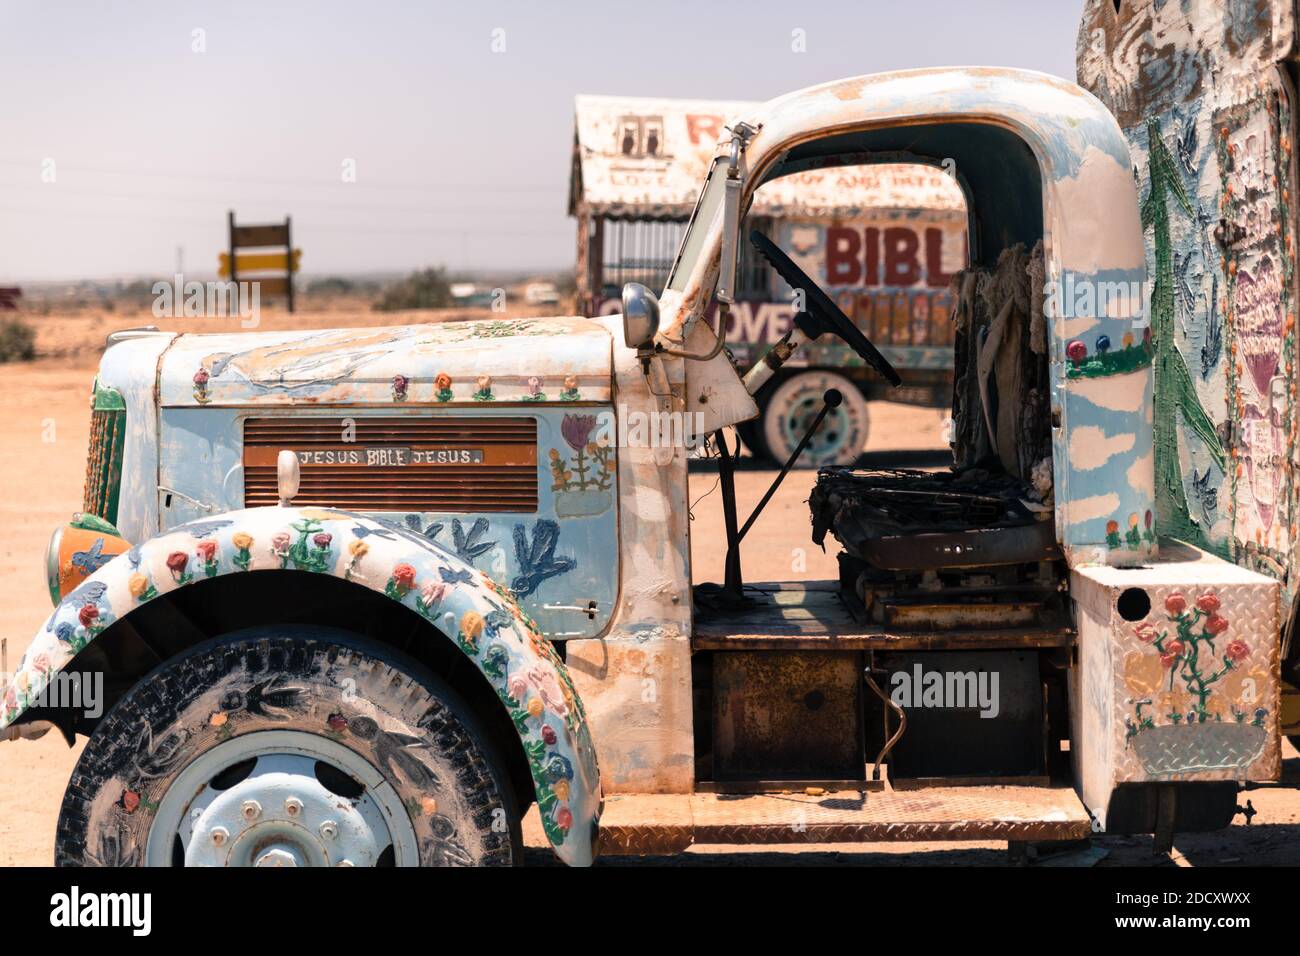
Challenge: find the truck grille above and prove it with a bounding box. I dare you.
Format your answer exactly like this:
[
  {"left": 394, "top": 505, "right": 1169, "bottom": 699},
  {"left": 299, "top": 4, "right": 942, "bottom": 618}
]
[
  {"left": 243, "top": 416, "right": 538, "bottom": 512},
  {"left": 83, "top": 408, "right": 126, "bottom": 524}
]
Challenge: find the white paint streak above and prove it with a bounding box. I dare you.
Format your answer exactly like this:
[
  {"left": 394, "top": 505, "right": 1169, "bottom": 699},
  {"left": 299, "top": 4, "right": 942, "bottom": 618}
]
[
  {"left": 1069, "top": 492, "right": 1121, "bottom": 525},
  {"left": 1069, "top": 370, "right": 1147, "bottom": 412},
  {"left": 1069, "top": 425, "right": 1136, "bottom": 470}
]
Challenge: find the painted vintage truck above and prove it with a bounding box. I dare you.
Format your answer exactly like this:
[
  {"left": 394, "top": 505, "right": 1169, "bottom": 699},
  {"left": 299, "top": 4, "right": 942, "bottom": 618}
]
[{"left": 0, "top": 66, "right": 1283, "bottom": 867}]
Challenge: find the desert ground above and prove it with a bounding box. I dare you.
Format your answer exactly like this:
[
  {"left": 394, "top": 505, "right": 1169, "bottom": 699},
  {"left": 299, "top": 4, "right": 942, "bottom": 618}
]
[{"left": 2, "top": 305, "right": 1300, "bottom": 866}]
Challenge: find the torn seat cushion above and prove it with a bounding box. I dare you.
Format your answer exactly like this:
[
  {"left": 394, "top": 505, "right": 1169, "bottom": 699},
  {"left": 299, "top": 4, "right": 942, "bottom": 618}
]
[{"left": 809, "top": 465, "right": 1052, "bottom": 568}]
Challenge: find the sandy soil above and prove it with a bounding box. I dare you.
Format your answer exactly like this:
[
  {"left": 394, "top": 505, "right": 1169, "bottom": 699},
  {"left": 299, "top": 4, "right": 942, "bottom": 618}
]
[{"left": 1, "top": 312, "right": 1298, "bottom": 866}]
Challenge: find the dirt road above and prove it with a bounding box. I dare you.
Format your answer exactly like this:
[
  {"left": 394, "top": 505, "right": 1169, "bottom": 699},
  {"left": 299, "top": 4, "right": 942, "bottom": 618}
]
[{"left": 1, "top": 339, "right": 1298, "bottom": 866}]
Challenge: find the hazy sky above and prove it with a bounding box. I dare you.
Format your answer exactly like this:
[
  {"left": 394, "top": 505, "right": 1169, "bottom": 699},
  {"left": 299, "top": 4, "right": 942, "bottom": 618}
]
[{"left": 0, "top": 0, "right": 1084, "bottom": 281}]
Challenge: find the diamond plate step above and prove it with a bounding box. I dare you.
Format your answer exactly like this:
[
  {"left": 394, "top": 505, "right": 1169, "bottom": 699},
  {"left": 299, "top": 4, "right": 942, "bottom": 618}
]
[{"left": 597, "top": 786, "right": 1092, "bottom": 855}]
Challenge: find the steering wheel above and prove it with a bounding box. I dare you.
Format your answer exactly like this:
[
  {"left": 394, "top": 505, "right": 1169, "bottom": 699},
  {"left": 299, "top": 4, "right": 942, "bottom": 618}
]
[{"left": 749, "top": 230, "right": 901, "bottom": 386}]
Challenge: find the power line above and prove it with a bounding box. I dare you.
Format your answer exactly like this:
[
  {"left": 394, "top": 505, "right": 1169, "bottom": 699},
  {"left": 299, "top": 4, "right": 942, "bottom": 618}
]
[
  {"left": 0, "top": 182, "right": 562, "bottom": 216},
  {"left": 0, "top": 157, "right": 557, "bottom": 194}
]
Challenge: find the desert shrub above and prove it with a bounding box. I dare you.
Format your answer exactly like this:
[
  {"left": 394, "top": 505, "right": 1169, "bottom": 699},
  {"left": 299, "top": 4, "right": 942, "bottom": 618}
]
[
  {"left": 0, "top": 316, "right": 36, "bottom": 362},
  {"left": 373, "top": 267, "right": 452, "bottom": 312}
]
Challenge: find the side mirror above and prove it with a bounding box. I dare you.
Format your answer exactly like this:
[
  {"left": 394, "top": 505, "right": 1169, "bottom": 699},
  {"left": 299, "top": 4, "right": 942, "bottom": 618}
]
[{"left": 621, "top": 282, "right": 660, "bottom": 351}]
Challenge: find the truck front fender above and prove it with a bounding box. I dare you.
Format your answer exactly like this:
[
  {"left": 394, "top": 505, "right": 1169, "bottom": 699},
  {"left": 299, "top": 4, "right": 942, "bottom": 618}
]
[{"left": 0, "top": 506, "right": 601, "bottom": 865}]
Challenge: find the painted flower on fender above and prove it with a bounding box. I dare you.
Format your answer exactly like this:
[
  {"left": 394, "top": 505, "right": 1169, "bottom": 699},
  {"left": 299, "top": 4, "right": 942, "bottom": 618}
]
[
  {"left": 165, "top": 551, "right": 192, "bottom": 584},
  {"left": 1205, "top": 614, "right": 1230, "bottom": 636},
  {"left": 1164, "top": 593, "right": 1187, "bottom": 616},
  {"left": 385, "top": 562, "right": 417, "bottom": 599},
  {"left": 1225, "top": 639, "right": 1250, "bottom": 662},
  {"left": 232, "top": 531, "right": 254, "bottom": 572},
  {"left": 1135, "top": 622, "right": 1156, "bottom": 643},
  {"left": 526, "top": 662, "right": 569, "bottom": 717},
  {"left": 1196, "top": 593, "right": 1221, "bottom": 614},
  {"left": 78, "top": 603, "right": 99, "bottom": 627},
  {"left": 196, "top": 539, "right": 219, "bottom": 577},
  {"left": 506, "top": 670, "right": 528, "bottom": 702},
  {"left": 392, "top": 374, "right": 409, "bottom": 402}
]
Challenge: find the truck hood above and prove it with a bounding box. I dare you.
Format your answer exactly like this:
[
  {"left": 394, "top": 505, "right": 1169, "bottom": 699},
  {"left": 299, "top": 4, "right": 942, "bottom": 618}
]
[{"left": 158, "top": 316, "right": 612, "bottom": 406}]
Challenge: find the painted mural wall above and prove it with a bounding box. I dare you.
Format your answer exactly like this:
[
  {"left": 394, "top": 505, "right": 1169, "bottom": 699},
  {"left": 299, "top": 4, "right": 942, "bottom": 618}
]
[{"left": 1078, "top": 0, "right": 1298, "bottom": 585}]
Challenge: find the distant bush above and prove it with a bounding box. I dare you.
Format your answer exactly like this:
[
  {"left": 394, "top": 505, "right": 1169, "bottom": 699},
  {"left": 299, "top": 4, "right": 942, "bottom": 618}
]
[
  {"left": 373, "top": 267, "right": 452, "bottom": 312},
  {"left": 308, "top": 276, "right": 355, "bottom": 295},
  {"left": 0, "top": 316, "right": 36, "bottom": 362}
]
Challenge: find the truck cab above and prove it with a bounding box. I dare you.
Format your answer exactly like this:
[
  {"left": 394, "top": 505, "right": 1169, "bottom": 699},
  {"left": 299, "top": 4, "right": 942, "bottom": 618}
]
[{"left": 1, "top": 66, "right": 1282, "bottom": 867}]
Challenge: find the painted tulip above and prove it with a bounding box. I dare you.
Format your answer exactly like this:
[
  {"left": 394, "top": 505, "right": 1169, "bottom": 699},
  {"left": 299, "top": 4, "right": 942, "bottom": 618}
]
[
  {"left": 196, "top": 540, "right": 218, "bottom": 561},
  {"left": 527, "top": 697, "right": 544, "bottom": 718},
  {"left": 420, "top": 581, "right": 448, "bottom": 607},
  {"left": 271, "top": 531, "right": 291, "bottom": 552},
  {"left": 507, "top": 672, "right": 529, "bottom": 701},
  {"left": 1225, "top": 639, "right": 1250, "bottom": 662},
  {"left": 347, "top": 539, "right": 369, "bottom": 557},
  {"left": 166, "top": 551, "right": 189, "bottom": 573},
  {"left": 553, "top": 779, "right": 570, "bottom": 801},
  {"left": 1195, "top": 593, "right": 1221, "bottom": 614},
  {"left": 1164, "top": 593, "right": 1187, "bottom": 616},
  {"left": 554, "top": 806, "right": 572, "bottom": 831},
  {"left": 435, "top": 372, "right": 452, "bottom": 390},
  {"left": 561, "top": 413, "right": 598, "bottom": 452},
  {"left": 313, "top": 532, "right": 332, "bottom": 549},
  {"left": 1134, "top": 623, "right": 1156, "bottom": 643},
  {"left": 78, "top": 604, "right": 99, "bottom": 627},
  {"left": 1066, "top": 340, "right": 1087, "bottom": 364},
  {"left": 1205, "top": 614, "right": 1230, "bottom": 636},
  {"left": 127, "top": 573, "right": 149, "bottom": 597},
  {"left": 193, "top": 368, "right": 209, "bottom": 385},
  {"left": 32, "top": 653, "right": 51, "bottom": 673},
  {"left": 541, "top": 724, "right": 558, "bottom": 745},
  {"left": 392, "top": 374, "right": 408, "bottom": 393},
  {"left": 232, "top": 531, "right": 253, "bottom": 550}
]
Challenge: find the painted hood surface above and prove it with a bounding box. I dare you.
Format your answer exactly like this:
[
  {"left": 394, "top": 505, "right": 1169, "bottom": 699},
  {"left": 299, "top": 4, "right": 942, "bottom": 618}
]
[{"left": 160, "top": 316, "right": 613, "bottom": 407}]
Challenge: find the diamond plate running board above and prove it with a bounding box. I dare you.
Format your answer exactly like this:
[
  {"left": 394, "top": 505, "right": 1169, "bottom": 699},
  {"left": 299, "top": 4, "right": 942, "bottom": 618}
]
[{"left": 597, "top": 786, "right": 1092, "bottom": 856}]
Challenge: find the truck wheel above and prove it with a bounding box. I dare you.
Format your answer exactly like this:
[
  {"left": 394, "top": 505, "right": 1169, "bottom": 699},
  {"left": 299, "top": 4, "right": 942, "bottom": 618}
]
[
  {"left": 55, "top": 628, "right": 521, "bottom": 867},
  {"left": 762, "top": 370, "right": 869, "bottom": 468}
]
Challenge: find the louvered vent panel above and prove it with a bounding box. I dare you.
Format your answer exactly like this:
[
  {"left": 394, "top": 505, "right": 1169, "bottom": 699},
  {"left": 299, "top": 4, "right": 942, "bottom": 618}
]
[{"left": 243, "top": 416, "right": 537, "bottom": 512}]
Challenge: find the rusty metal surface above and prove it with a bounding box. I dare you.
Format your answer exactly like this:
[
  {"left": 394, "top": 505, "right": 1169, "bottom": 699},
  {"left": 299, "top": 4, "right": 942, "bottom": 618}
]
[
  {"left": 712, "top": 652, "right": 862, "bottom": 781},
  {"left": 693, "top": 581, "right": 1074, "bottom": 651},
  {"left": 883, "top": 601, "right": 1040, "bottom": 630},
  {"left": 598, "top": 786, "right": 1092, "bottom": 854}
]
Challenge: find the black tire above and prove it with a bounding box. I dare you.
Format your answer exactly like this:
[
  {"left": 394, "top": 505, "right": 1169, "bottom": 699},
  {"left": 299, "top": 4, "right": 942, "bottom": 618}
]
[{"left": 55, "top": 627, "right": 522, "bottom": 867}]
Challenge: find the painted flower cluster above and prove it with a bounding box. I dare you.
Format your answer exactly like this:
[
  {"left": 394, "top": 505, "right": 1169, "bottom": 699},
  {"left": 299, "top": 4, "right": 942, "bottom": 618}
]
[{"left": 1129, "top": 590, "right": 1259, "bottom": 732}]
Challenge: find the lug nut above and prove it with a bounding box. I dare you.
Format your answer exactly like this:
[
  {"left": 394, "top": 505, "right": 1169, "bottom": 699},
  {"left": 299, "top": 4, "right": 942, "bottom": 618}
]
[
  {"left": 241, "top": 800, "right": 262, "bottom": 821},
  {"left": 284, "top": 797, "right": 303, "bottom": 817},
  {"left": 319, "top": 820, "right": 338, "bottom": 840},
  {"left": 211, "top": 826, "right": 229, "bottom": 847}
]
